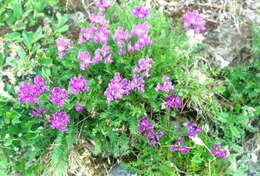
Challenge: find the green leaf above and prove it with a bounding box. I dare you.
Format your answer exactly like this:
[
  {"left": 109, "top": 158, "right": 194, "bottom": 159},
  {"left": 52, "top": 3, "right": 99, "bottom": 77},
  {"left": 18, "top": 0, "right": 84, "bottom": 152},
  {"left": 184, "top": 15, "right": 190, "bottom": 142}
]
[
  {"left": 231, "top": 126, "right": 241, "bottom": 138},
  {"left": 39, "top": 58, "right": 52, "bottom": 66},
  {"left": 56, "top": 12, "right": 69, "bottom": 27},
  {"left": 17, "top": 46, "right": 26, "bottom": 59},
  {"left": 4, "top": 32, "right": 21, "bottom": 41},
  {"left": 32, "top": 27, "right": 44, "bottom": 43},
  {"left": 10, "top": 110, "right": 21, "bottom": 124},
  {"left": 22, "top": 31, "right": 33, "bottom": 50},
  {"left": 218, "top": 112, "right": 228, "bottom": 123},
  {"left": 42, "top": 67, "right": 51, "bottom": 76},
  {"left": 232, "top": 144, "right": 243, "bottom": 152},
  {"left": 12, "top": 0, "right": 23, "bottom": 19},
  {"left": 94, "top": 141, "right": 102, "bottom": 155},
  {"left": 6, "top": 57, "right": 17, "bottom": 67},
  {"left": 4, "top": 112, "right": 10, "bottom": 124},
  {"left": 31, "top": 43, "right": 41, "bottom": 55},
  {"left": 4, "top": 138, "right": 12, "bottom": 147},
  {"left": 56, "top": 25, "right": 69, "bottom": 33},
  {"left": 213, "top": 86, "right": 226, "bottom": 94},
  {"left": 0, "top": 53, "right": 4, "bottom": 65}
]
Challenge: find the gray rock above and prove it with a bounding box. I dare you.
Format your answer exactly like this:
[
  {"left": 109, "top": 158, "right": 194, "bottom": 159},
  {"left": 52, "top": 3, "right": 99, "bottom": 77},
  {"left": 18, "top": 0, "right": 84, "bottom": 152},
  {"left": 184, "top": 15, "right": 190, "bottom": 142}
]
[{"left": 110, "top": 164, "right": 138, "bottom": 176}]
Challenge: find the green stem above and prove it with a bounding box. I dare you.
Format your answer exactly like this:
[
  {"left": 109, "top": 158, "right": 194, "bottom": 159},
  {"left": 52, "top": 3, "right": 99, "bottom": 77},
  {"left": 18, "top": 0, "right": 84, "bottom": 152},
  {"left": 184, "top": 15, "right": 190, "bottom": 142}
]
[{"left": 163, "top": 109, "right": 171, "bottom": 129}]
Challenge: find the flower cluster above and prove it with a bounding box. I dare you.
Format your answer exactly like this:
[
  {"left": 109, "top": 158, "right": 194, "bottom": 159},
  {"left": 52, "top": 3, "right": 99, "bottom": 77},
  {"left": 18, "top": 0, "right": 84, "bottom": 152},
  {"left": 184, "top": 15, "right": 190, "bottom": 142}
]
[
  {"left": 132, "top": 56, "right": 152, "bottom": 78},
  {"left": 210, "top": 143, "right": 226, "bottom": 158},
  {"left": 32, "top": 104, "right": 48, "bottom": 118},
  {"left": 78, "top": 1, "right": 112, "bottom": 68},
  {"left": 112, "top": 26, "right": 131, "bottom": 55},
  {"left": 155, "top": 75, "right": 174, "bottom": 93},
  {"left": 77, "top": 0, "right": 112, "bottom": 69},
  {"left": 95, "top": 0, "right": 112, "bottom": 15},
  {"left": 48, "top": 112, "right": 69, "bottom": 132},
  {"left": 170, "top": 137, "right": 189, "bottom": 154},
  {"left": 78, "top": 51, "right": 92, "bottom": 70},
  {"left": 56, "top": 38, "right": 71, "bottom": 59},
  {"left": 69, "top": 76, "right": 88, "bottom": 94},
  {"left": 104, "top": 72, "right": 130, "bottom": 103},
  {"left": 78, "top": 28, "right": 94, "bottom": 44},
  {"left": 132, "top": 6, "right": 149, "bottom": 20},
  {"left": 49, "top": 87, "right": 68, "bottom": 108},
  {"left": 104, "top": 56, "right": 152, "bottom": 103},
  {"left": 165, "top": 93, "right": 181, "bottom": 110},
  {"left": 139, "top": 116, "right": 163, "bottom": 147},
  {"left": 131, "top": 22, "right": 152, "bottom": 51},
  {"left": 79, "top": 0, "right": 111, "bottom": 45},
  {"left": 78, "top": 48, "right": 112, "bottom": 70},
  {"left": 75, "top": 104, "right": 83, "bottom": 112},
  {"left": 127, "top": 74, "right": 145, "bottom": 92},
  {"left": 112, "top": 8, "right": 151, "bottom": 55},
  {"left": 183, "top": 10, "right": 206, "bottom": 34},
  {"left": 18, "top": 77, "right": 49, "bottom": 104},
  {"left": 187, "top": 122, "right": 200, "bottom": 137}
]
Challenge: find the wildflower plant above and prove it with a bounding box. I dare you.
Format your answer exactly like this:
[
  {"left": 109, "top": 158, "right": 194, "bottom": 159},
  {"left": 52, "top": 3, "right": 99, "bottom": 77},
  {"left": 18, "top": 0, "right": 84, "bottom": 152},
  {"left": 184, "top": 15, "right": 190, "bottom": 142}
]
[{"left": 2, "top": 0, "right": 257, "bottom": 175}]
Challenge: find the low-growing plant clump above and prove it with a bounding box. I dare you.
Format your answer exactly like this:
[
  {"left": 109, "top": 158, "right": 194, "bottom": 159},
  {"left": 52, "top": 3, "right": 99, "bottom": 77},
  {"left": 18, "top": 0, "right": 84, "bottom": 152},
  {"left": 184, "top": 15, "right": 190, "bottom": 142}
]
[{"left": 0, "top": 0, "right": 259, "bottom": 175}]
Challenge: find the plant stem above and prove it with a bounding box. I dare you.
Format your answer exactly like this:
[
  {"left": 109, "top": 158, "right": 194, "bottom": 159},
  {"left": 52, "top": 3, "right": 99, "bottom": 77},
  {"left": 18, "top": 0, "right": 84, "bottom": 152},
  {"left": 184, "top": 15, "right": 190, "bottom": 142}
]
[{"left": 163, "top": 109, "right": 171, "bottom": 129}]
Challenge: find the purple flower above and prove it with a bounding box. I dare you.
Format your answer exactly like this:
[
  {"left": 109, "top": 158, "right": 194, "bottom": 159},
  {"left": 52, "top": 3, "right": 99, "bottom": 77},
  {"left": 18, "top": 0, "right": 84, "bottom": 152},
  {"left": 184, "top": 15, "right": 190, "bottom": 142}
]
[
  {"left": 156, "top": 129, "right": 163, "bottom": 140},
  {"left": 129, "top": 74, "right": 145, "bottom": 92},
  {"left": 18, "top": 83, "right": 38, "bottom": 103},
  {"left": 132, "top": 6, "right": 149, "bottom": 20},
  {"left": 188, "top": 122, "right": 193, "bottom": 128},
  {"left": 104, "top": 72, "right": 130, "bottom": 103},
  {"left": 78, "top": 51, "right": 92, "bottom": 70},
  {"left": 138, "top": 116, "right": 149, "bottom": 133},
  {"left": 170, "top": 144, "right": 177, "bottom": 151},
  {"left": 214, "top": 143, "right": 220, "bottom": 148},
  {"left": 179, "top": 145, "right": 189, "bottom": 154},
  {"left": 155, "top": 75, "right": 174, "bottom": 93},
  {"left": 75, "top": 104, "right": 83, "bottom": 112},
  {"left": 195, "top": 126, "right": 200, "bottom": 134},
  {"left": 34, "top": 77, "right": 49, "bottom": 95},
  {"left": 32, "top": 104, "right": 48, "bottom": 118},
  {"left": 150, "top": 140, "right": 157, "bottom": 147},
  {"left": 78, "top": 28, "right": 94, "bottom": 44},
  {"left": 18, "top": 77, "right": 49, "bottom": 104},
  {"left": 56, "top": 38, "right": 71, "bottom": 59},
  {"left": 147, "top": 131, "right": 154, "bottom": 139},
  {"left": 183, "top": 10, "right": 206, "bottom": 34},
  {"left": 132, "top": 56, "right": 153, "bottom": 78},
  {"left": 145, "top": 124, "right": 153, "bottom": 132},
  {"left": 69, "top": 76, "right": 88, "bottom": 95},
  {"left": 187, "top": 122, "right": 200, "bottom": 137},
  {"left": 48, "top": 112, "right": 69, "bottom": 132},
  {"left": 165, "top": 93, "right": 182, "bottom": 110},
  {"left": 112, "top": 26, "right": 132, "bottom": 55},
  {"left": 49, "top": 87, "right": 68, "bottom": 108},
  {"left": 188, "top": 129, "right": 195, "bottom": 137},
  {"left": 131, "top": 22, "right": 149, "bottom": 37},
  {"left": 210, "top": 143, "right": 226, "bottom": 158},
  {"left": 127, "top": 42, "right": 134, "bottom": 52},
  {"left": 177, "top": 137, "right": 182, "bottom": 143}
]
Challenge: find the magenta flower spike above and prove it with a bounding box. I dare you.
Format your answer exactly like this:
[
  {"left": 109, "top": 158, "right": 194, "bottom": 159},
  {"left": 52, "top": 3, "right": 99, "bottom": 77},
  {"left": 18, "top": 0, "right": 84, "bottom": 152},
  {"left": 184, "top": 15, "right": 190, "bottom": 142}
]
[
  {"left": 170, "top": 144, "right": 177, "bottom": 152},
  {"left": 75, "top": 104, "right": 83, "bottom": 112},
  {"left": 183, "top": 10, "right": 206, "bottom": 34},
  {"left": 49, "top": 112, "right": 69, "bottom": 132},
  {"left": 132, "top": 6, "right": 149, "bottom": 20}
]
